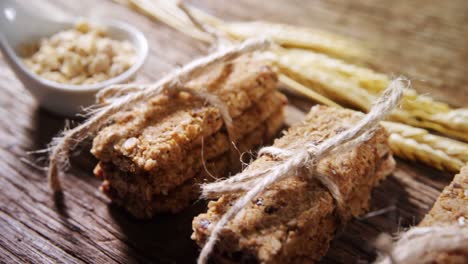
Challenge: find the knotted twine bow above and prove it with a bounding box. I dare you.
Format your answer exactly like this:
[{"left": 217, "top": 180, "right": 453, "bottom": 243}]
[
  {"left": 197, "top": 79, "right": 406, "bottom": 264},
  {"left": 374, "top": 225, "right": 468, "bottom": 264},
  {"left": 48, "top": 38, "right": 271, "bottom": 192}
]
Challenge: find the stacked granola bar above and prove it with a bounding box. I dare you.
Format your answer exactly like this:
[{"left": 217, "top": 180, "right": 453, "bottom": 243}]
[
  {"left": 192, "top": 106, "right": 395, "bottom": 263},
  {"left": 416, "top": 164, "right": 468, "bottom": 263},
  {"left": 91, "top": 56, "right": 287, "bottom": 218}
]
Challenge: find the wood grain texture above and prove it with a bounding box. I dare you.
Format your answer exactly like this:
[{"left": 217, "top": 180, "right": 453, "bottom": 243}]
[{"left": 0, "top": 0, "right": 466, "bottom": 263}]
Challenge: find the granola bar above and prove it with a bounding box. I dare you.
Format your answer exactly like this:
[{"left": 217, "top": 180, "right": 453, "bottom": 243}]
[
  {"left": 192, "top": 105, "right": 395, "bottom": 263},
  {"left": 91, "top": 56, "right": 278, "bottom": 171},
  {"left": 95, "top": 109, "right": 284, "bottom": 201},
  {"left": 97, "top": 110, "right": 284, "bottom": 218},
  {"left": 92, "top": 91, "right": 286, "bottom": 175},
  {"left": 93, "top": 92, "right": 286, "bottom": 198},
  {"left": 100, "top": 156, "right": 230, "bottom": 218},
  {"left": 416, "top": 164, "right": 468, "bottom": 263}
]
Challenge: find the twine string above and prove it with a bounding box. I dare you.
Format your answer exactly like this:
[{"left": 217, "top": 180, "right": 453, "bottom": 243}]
[
  {"left": 174, "top": 86, "right": 240, "bottom": 169},
  {"left": 374, "top": 225, "right": 468, "bottom": 264}
]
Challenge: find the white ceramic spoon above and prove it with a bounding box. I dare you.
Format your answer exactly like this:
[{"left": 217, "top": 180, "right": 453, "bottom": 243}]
[{"left": 0, "top": 0, "right": 148, "bottom": 116}]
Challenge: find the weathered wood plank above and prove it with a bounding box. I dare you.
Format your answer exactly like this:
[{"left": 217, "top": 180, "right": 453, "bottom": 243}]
[{"left": 0, "top": 0, "right": 466, "bottom": 263}]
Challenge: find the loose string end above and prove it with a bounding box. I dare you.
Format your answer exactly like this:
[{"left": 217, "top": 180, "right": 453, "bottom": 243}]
[
  {"left": 48, "top": 162, "right": 62, "bottom": 193},
  {"left": 374, "top": 233, "right": 396, "bottom": 264}
]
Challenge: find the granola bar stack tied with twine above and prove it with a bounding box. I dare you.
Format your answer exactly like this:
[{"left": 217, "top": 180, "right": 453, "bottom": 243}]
[
  {"left": 192, "top": 103, "right": 397, "bottom": 263},
  {"left": 376, "top": 164, "right": 468, "bottom": 264},
  {"left": 90, "top": 55, "right": 287, "bottom": 218}
]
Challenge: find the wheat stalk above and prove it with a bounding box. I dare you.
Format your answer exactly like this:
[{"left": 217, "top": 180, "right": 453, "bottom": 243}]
[
  {"left": 278, "top": 74, "right": 341, "bottom": 108},
  {"left": 113, "top": 0, "right": 213, "bottom": 42},
  {"left": 217, "top": 21, "right": 369, "bottom": 63},
  {"left": 112, "top": 0, "right": 369, "bottom": 61},
  {"left": 382, "top": 121, "right": 467, "bottom": 172},
  {"left": 275, "top": 48, "right": 468, "bottom": 141}
]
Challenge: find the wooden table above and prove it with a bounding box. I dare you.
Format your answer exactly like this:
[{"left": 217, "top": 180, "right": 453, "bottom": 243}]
[{"left": 1, "top": 0, "right": 467, "bottom": 263}]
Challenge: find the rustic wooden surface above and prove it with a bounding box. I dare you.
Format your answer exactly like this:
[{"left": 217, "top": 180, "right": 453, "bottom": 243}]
[{"left": 1, "top": 0, "right": 467, "bottom": 263}]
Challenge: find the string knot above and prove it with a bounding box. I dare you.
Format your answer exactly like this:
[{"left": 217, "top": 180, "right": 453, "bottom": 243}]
[{"left": 305, "top": 144, "right": 322, "bottom": 168}]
